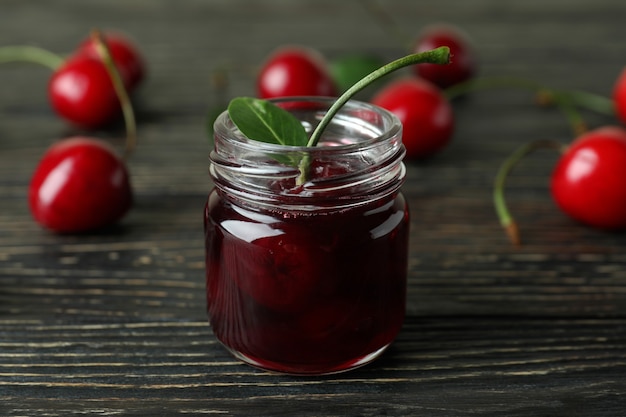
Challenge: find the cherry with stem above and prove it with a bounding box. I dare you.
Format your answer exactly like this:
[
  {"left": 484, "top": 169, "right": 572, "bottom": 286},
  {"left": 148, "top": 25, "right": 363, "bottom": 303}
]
[
  {"left": 0, "top": 31, "right": 143, "bottom": 130},
  {"left": 495, "top": 126, "right": 626, "bottom": 246},
  {"left": 28, "top": 30, "right": 138, "bottom": 233}
]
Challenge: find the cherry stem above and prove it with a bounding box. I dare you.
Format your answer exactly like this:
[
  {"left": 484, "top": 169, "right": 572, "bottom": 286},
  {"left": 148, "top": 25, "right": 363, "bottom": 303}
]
[
  {"left": 541, "top": 89, "right": 615, "bottom": 116},
  {"left": 0, "top": 45, "right": 65, "bottom": 70},
  {"left": 444, "top": 75, "right": 615, "bottom": 137},
  {"left": 308, "top": 46, "right": 451, "bottom": 147},
  {"left": 493, "top": 138, "right": 567, "bottom": 246},
  {"left": 297, "top": 46, "right": 451, "bottom": 185},
  {"left": 91, "top": 29, "right": 137, "bottom": 159}
]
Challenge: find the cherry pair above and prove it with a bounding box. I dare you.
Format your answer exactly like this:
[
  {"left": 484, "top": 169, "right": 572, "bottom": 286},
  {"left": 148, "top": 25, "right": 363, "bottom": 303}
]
[
  {"left": 542, "top": 70, "right": 626, "bottom": 233},
  {"left": 24, "top": 31, "right": 144, "bottom": 233}
]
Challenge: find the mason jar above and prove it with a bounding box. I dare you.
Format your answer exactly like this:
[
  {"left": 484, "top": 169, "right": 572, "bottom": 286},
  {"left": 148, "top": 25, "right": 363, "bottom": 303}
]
[{"left": 204, "top": 97, "right": 409, "bottom": 375}]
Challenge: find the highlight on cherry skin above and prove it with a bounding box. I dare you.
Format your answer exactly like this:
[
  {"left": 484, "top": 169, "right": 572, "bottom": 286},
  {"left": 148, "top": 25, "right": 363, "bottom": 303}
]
[
  {"left": 29, "top": 137, "right": 133, "bottom": 234},
  {"left": 48, "top": 54, "right": 123, "bottom": 129},
  {"left": 550, "top": 126, "right": 626, "bottom": 230}
]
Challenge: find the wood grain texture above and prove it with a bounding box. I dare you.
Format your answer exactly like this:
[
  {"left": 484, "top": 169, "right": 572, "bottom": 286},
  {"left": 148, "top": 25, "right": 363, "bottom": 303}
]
[
  {"left": 1, "top": 0, "right": 626, "bottom": 415},
  {"left": 1, "top": 317, "right": 625, "bottom": 416}
]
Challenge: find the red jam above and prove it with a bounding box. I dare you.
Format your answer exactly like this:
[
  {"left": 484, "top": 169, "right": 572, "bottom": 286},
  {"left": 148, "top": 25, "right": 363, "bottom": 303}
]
[
  {"left": 205, "top": 98, "right": 408, "bottom": 374},
  {"left": 204, "top": 187, "right": 408, "bottom": 374}
]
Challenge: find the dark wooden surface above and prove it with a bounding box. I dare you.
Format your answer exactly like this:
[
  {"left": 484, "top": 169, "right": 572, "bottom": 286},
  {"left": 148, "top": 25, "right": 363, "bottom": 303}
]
[{"left": 2, "top": 1, "right": 626, "bottom": 415}]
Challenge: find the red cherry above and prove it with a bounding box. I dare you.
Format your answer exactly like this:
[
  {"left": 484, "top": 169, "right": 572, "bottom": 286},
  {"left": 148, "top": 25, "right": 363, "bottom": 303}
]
[
  {"left": 257, "top": 46, "right": 338, "bottom": 99},
  {"left": 613, "top": 67, "right": 626, "bottom": 125},
  {"left": 551, "top": 126, "right": 626, "bottom": 229},
  {"left": 412, "top": 24, "right": 476, "bottom": 89},
  {"left": 77, "top": 31, "right": 146, "bottom": 90},
  {"left": 29, "top": 137, "right": 132, "bottom": 233},
  {"left": 48, "top": 55, "right": 121, "bottom": 129},
  {"left": 370, "top": 77, "right": 454, "bottom": 159}
]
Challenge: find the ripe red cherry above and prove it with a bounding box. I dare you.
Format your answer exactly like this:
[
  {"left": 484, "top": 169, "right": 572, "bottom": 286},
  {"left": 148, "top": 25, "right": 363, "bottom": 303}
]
[
  {"left": 411, "top": 24, "right": 476, "bottom": 88},
  {"left": 29, "top": 137, "right": 132, "bottom": 233},
  {"left": 48, "top": 55, "right": 121, "bottom": 129},
  {"left": 257, "top": 46, "right": 338, "bottom": 99},
  {"left": 612, "top": 67, "right": 626, "bottom": 125},
  {"left": 551, "top": 126, "right": 626, "bottom": 229},
  {"left": 371, "top": 77, "right": 454, "bottom": 159},
  {"left": 76, "top": 32, "right": 146, "bottom": 90}
]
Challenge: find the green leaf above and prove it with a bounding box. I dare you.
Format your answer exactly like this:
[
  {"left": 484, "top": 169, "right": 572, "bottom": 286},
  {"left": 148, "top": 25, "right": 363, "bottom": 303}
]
[{"left": 227, "top": 97, "right": 308, "bottom": 147}]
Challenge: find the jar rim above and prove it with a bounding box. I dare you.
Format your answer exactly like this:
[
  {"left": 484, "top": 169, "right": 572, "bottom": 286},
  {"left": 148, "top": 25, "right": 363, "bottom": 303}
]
[{"left": 213, "top": 96, "right": 402, "bottom": 154}]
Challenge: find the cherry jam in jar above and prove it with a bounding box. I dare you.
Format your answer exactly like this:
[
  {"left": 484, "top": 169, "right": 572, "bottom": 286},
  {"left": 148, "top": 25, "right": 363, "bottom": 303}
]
[{"left": 204, "top": 97, "right": 409, "bottom": 375}]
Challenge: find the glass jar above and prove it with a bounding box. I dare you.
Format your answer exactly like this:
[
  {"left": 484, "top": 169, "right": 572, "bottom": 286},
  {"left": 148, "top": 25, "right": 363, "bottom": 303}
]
[{"left": 204, "top": 97, "right": 409, "bottom": 375}]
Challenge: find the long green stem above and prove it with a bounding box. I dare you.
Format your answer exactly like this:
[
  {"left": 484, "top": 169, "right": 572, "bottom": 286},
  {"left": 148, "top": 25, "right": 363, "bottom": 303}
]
[
  {"left": 91, "top": 29, "right": 137, "bottom": 159},
  {"left": 493, "top": 139, "right": 567, "bottom": 246},
  {"left": 295, "top": 46, "right": 450, "bottom": 186},
  {"left": 446, "top": 75, "right": 614, "bottom": 116},
  {"left": 308, "top": 46, "right": 450, "bottom": 147},
  {"left": 551, "top": 89, "right": 615, "bottom": 116},
  {"left": 445, "top": 76, "right": 589, "bottom": 137},
  {"left": 0, "top": 45, "right": 64, "bottom": 70}
]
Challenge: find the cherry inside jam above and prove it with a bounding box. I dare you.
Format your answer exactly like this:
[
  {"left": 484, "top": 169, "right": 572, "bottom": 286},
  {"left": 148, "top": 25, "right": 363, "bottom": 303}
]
[{"left": 204, "top": 182, "right": 409, "bottom": 374}]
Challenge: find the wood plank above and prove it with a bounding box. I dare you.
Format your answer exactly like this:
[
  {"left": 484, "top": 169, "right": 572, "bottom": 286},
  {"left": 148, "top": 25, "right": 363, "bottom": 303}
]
[
  {"left": 1, "top": 0, "right": 625, "bottom": 415},
  {"left": 1, "top": 317, "right": 625, "bottom": 415}
]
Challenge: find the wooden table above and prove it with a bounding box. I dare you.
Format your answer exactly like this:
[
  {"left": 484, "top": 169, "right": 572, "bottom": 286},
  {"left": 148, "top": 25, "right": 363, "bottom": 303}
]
[{"left": 1, "top": 1, "right": 625, "bottom": 415}]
